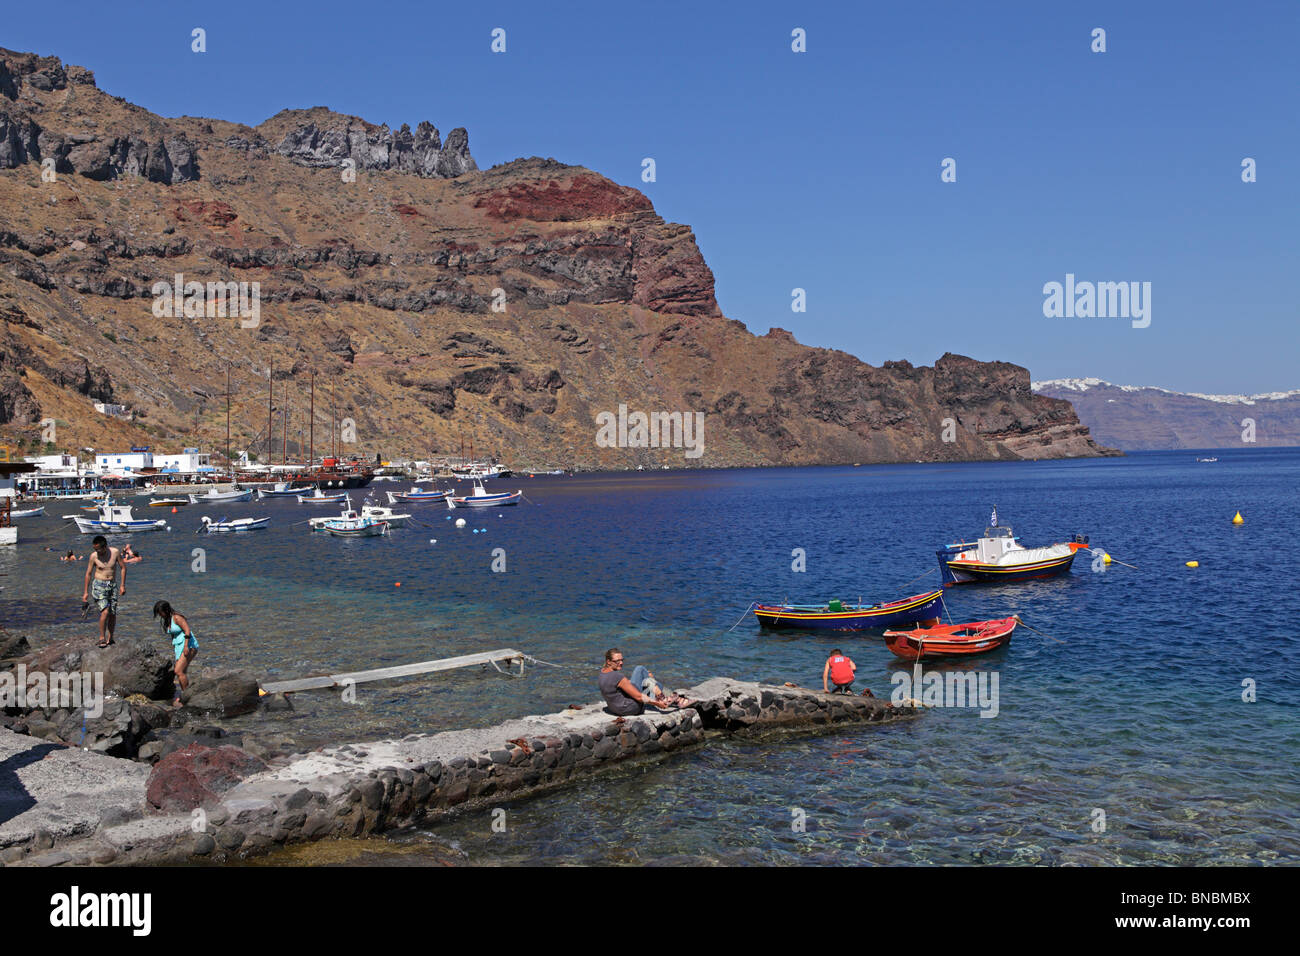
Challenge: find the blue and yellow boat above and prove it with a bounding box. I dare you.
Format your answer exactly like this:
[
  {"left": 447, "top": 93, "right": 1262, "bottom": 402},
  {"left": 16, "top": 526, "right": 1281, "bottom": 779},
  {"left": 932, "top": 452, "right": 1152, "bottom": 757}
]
[
  {"left": 753, "top": 590, "right": 944, "bottom": 631},
  {"left": 937, "top": 521, "right": 1089, "bottom": 586}
]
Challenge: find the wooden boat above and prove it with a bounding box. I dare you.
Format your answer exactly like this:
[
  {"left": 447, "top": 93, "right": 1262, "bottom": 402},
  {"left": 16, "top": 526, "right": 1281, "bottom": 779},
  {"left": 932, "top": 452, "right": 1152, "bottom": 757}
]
[
  {"left": 73, "top": 501, "right": 167, "bottom": 534},
  {"left": 200, "top": 515, "right": 271, "bottom": 533},
  {"left": 386, "top": 486, "right": 449, "bottom": 503},
  {"left": 297, "top": 490, "right": 347, "bottom": 505},
  {"left": 753, "top": 590, "right": 944, "bottom": 631},
  {"left": 188, "top": 487, "right": 254, "bottom": 504},
  {"left": 148, "top": 498, "right": 189, "bottom": 508},
  {"left": 257, "top": 482, "right": 313, "bottom": 499},
  {"left": 319, "top": 512, "right": 389, "bottom": 537},
  {"left": 447, "top": 479, "right": 521, "bottom": 509},
  {"left": 883, "top": 617, "right": 1018, "bottom": 660},
  {"left": 8, "top": 505, "right": 45, "bottom": 519},
  {"left": 938, "top": 511, "right": 1088, "bottom": 586}
]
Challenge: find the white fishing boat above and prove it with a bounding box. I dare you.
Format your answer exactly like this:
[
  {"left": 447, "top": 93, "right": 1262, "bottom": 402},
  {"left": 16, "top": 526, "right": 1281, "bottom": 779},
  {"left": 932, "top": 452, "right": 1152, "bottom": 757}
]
[
  {"left": 73, "top": 501, "right": 167, "bottom": 534},
  {"left": 360, "top": 502, "right": 411, "bottom": 528},
  {"left": 8, "top": 505, "right": 45, "bottom": 519},
  {"left": 451, "top": 463, "right": 504, "bottom": 480},
  {"left": 199, "top": 515, "right": 271, "bottom": 533},
  {"left": 386, "top": 486, "right": 448, "bottom": 504},
  {"left": 446, "top": 479, "right": 522, "bottom": 509},
  {"left": 257, "top": 482, "right": 313, "bottom": 499},
  {"left": 318, "top": 505, "right": 389, "bottom": 538},
  {"left": 187, "top": 487, "right": 254, "bottom": 504},
  {"left": 297, "top": 489, "right": 348, "bottom": 504}
]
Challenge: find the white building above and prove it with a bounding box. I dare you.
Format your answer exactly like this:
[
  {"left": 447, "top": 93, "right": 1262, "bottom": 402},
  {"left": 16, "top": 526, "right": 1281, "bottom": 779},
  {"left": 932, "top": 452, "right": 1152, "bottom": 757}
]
[
  {"left": 93, "top": 402, "right": 132, "bottom": 419},
  {"left": 154, "top": 448, "right": 211, "bottom": 473},
  {"left": 25, "top": 453, "right": 80, "bottom": 475},
  {"left": 95, "top": 450, "right": 154, "bottom": 473}
]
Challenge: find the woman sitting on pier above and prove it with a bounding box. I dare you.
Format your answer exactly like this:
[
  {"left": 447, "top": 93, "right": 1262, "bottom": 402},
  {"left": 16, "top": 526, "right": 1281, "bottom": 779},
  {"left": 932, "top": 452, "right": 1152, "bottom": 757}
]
[
  {"left": 153, "top": 600, "right": 199, "bottom": 707},
  {"left": 599, "top": 648, "right": 693, "bottom": 715}
]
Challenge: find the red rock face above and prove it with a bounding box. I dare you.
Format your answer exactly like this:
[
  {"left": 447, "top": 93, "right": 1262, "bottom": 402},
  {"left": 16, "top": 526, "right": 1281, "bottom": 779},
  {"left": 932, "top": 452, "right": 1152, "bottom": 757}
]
[
  {"left": 473, "top": 173, "right": 652, "bottom": 221},
  {"left": 146, "top": 744, "right": 267, "bottom": 812},
  {"left": 174, "top": 200, "right": 237, "bottom": 227}
]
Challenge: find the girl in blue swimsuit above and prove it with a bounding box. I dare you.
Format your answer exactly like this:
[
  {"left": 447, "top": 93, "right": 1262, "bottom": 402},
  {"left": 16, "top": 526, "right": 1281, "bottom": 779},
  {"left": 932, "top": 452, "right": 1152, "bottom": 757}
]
[{"left": 153, "top": 600, "right": 199, "bottom": 706}]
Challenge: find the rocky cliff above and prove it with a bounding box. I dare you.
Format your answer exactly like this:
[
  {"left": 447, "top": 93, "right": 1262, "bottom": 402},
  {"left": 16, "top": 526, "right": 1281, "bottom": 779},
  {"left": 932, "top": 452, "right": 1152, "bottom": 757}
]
[{"left": 0, "top": 46, "right": 1116, "bottom": 467}]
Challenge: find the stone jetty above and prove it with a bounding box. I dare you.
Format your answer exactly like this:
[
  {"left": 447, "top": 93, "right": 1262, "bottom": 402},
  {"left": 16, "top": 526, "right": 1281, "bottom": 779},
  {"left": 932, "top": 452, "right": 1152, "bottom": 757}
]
[{"left": 0, "top": 678, "right": 915, "bottom": 866}]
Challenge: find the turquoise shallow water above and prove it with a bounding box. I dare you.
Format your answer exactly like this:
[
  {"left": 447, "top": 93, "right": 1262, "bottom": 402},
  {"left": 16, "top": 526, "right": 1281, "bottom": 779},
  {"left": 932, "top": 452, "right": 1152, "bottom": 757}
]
[{"left": 4, "top": 449, "right": 1298, "bottom": 864}]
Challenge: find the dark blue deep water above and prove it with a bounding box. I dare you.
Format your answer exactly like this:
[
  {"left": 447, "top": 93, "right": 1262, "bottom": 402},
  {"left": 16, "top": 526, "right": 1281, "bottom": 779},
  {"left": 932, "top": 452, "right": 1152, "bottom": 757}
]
[{"left": 4, "top": 449, "right": 1297, "bottom": 865}]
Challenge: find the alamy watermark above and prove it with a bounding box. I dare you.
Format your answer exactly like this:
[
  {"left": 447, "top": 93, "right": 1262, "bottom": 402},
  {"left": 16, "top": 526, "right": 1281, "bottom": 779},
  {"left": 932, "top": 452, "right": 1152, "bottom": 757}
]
[
  {"left": 151, "top": 272, "right": 260, "bottom": 328},
  {"left": 891, "top": 668, "right": 999, "bottom": 718},
  {"left": 595, "top": 404, "right": 704, "bottom": 459},
  {"left": 0, "top": 666, "right": 105, "bottom": 718},
  {"left": 1043, "top": 273, "right": 1150, "bottom": 328}
]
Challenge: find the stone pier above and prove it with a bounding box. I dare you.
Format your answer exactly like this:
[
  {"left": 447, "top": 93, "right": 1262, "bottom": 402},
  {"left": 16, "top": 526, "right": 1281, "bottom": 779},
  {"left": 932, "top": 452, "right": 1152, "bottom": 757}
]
[{"left": 0, "top": 678, "right": 915, "bottom": 866}]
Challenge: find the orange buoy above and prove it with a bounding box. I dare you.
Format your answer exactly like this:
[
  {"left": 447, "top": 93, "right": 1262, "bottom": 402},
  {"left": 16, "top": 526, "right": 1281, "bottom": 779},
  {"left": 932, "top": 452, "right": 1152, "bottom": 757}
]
[
  {"left": 171, "top": 507, "right": 177, "bottom": 513},
  {"left": 394, "top": 582, "right": 401, "bottom": 587}
]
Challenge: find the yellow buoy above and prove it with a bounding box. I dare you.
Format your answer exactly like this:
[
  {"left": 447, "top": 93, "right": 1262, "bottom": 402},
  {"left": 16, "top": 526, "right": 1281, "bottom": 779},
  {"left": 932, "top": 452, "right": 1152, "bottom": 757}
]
[
  {"left": 1232, "top": 511, "right": 1244, "bottom": 525},
  {"left": 1186, "top": 561, "right": 1199, "bottom": 568},
  {"left": 1103, "top": 553, "right": 1112, "bottom": 565}
]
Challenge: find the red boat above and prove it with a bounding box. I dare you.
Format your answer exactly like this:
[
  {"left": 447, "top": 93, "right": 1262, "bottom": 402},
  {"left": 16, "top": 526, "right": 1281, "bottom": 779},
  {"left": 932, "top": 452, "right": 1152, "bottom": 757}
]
[{"left": 883, "top": 617, "right": 1018, "bottom": 660}]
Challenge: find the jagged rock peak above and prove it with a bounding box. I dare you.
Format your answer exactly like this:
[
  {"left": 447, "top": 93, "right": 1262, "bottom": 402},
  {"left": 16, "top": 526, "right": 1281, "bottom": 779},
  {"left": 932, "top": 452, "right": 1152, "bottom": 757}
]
[
  {"left": 0, "top": 47, "right": 97, "bottom": 99},
  {"left": 256, "top": 107, "right": 476, "bottom": 179}
]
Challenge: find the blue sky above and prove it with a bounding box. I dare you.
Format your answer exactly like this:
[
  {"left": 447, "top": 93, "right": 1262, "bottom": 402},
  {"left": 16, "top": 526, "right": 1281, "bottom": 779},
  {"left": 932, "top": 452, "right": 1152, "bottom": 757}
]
[{"left": 4, "top": 0, "right": 1296, "bottom": 393}]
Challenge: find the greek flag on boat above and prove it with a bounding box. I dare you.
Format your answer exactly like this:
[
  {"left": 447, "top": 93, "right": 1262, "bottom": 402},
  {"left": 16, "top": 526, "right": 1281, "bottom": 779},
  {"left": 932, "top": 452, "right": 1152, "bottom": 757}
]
[{"left": 990, "top": 506, "right": 998, "bottom": 527}]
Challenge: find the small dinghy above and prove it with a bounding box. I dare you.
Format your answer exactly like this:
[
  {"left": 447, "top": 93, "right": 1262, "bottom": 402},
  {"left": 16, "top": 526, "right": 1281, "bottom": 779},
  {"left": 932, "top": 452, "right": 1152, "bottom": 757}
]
[
  {"left": 446, "top": 479, "right": 521, "bottom": 509},
  {"left": 187, "top": 487, "right": 254, "bottom": 504},
  {"left": 753, "top": 590, "right": 945, "bottom": 631},
  {"left": 297, "top": 490, "right": 348, "bottom": 505},
  {"left": 387, "top": 486, "right": 448, "bottom": 503},
  {"left": 8, "top": 505, "right": 45, "bottom": 519},
  {"left": 149, "top": 498, "right": 189, "bottom": 508},
  {"left": 257, "top": 483, "right": 313, "bottom": 499},
  {"left": 883, "top": 617, "right": 1018, "bottom": 660},
  {"left": 200, "top": 515, "right": 271, "bottom": 533}
]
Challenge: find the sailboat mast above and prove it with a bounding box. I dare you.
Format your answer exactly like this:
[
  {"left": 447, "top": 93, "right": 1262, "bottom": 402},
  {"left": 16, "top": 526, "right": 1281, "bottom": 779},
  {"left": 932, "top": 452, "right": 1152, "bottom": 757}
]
[
  {"left": 225, "top": 366, "right": 231, "bottom": 478},
  {"left": 266, "top": 363, "right": 273, "bottom": 467},
  {"left": 283, "top": 393, "right": 289, "bottom": 465},
  {"left": 309, "top": 371, "right": 315, "bottom": 468},
  {"left": 331, "top": 382, "right": 337, "bottom": 460}
]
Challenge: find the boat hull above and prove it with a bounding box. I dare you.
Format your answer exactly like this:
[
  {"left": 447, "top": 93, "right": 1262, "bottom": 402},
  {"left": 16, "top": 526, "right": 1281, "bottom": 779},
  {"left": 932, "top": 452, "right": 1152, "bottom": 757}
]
[
  {"left": 883, "top": 618, "right": 1018, "bottom": 660},
  {"left": 201, "top": 517, "right": 270, "bottom": 533},
  {"left": 188, "top": 489, "right": 254, "bottom": 504},
  {"left": 73, "top": 518, "right": 166, "bottom": 534},
  {"left": 938, "top": 548, "right": 1079, "bottom": 586},
  {"left": 753, "top": 590, "right": 944, "bottom": 631}
]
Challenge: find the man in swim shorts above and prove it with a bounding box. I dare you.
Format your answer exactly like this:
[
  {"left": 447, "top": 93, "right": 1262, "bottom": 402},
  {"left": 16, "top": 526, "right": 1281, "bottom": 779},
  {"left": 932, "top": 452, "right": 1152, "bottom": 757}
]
[{"left": 82, "top": 534, "right": 125, "bottom": 648}]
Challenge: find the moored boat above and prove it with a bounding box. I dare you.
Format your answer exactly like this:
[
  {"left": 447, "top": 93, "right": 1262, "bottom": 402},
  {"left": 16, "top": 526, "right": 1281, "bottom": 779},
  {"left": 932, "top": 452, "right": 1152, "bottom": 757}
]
[
  {"left": 200, "top": 515, "right": 271, "bottom": 533},
  {"left": 937, "top": 509, "right": 1089, "bottom": 586},
  {"left": 257, "top": 482, "right": 313, "bottom": 499},
  {"left": 8, "top": 505, "right": 44, "bottom": 519},
  {"left": 148, "top": 498, "right": 189, "bottom": 508},
  {"left": 387, "top": 487, "right": 449, "bottom": 504},
  {"left": 319, "top": 512, "right": 389, "bottom": 537},
  {"left": 446, "top": 479, "right": 521, "bottom": 509},
  {"left": 297, "top": 489, "right": 348, "bottom": 505},
  {"left": 73, "top": 501, "right": 167, "bottom": 534},
  {"left": 883, "top": 617, "right": 1018, "bottom": 660},
  {"left": 360, "top": 503, "right": 411, "bottom": 528},
  {"left": 187, "top": 487, "right": 254, "bottom": 504},
  {"left": 753, "top": 590, "right": 944, "bottom": 631}
]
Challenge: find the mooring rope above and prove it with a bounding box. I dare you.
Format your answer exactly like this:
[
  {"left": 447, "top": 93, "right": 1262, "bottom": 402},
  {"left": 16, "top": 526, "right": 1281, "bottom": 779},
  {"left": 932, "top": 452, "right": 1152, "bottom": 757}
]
[
  {"left": 895, "top": 566, "right": 938, "bottom": 591},
  {"left": 724, "top": 602, "right": 758, "bottom": 633},
  {"left": 1013, "top": 616, "right": 1067, "bottom": 645}
]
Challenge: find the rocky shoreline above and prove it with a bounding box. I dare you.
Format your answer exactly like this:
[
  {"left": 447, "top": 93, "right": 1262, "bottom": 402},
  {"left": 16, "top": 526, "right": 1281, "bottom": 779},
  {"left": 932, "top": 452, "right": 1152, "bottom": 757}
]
[{"left": 1, "top": 648, "right": 916, "bottom": 865}]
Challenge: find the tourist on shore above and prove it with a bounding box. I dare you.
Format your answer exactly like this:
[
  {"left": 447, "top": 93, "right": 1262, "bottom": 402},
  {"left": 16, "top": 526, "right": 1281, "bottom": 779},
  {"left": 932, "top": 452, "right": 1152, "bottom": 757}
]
[
  {"left": 599, "top": 648, "right": 692, "bottom": 715},
  {"left": 82, "top": 535, "right": 124, "bottom": 648},
  {"left": 154, "top": 600, "right": 199, "bottom": 707},
  {"left": 823, "top": 649, "right": 856, "bottom": 694}
]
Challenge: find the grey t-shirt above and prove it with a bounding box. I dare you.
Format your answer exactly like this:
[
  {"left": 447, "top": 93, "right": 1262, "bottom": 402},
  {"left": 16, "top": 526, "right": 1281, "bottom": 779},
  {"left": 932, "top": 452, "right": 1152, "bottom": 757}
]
[{"left": 599, "top": 669, "right": 642, "bottom": 716}]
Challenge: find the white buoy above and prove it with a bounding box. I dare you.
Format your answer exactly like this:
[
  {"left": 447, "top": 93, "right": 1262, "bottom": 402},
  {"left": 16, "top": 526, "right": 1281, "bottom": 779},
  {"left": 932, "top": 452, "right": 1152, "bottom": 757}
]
[
  {"left": 455, "top": 518, "right": 466, "bottom": 528},
  {"left": 429, "top": 538, "right": 436, "bottom": 544}
]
